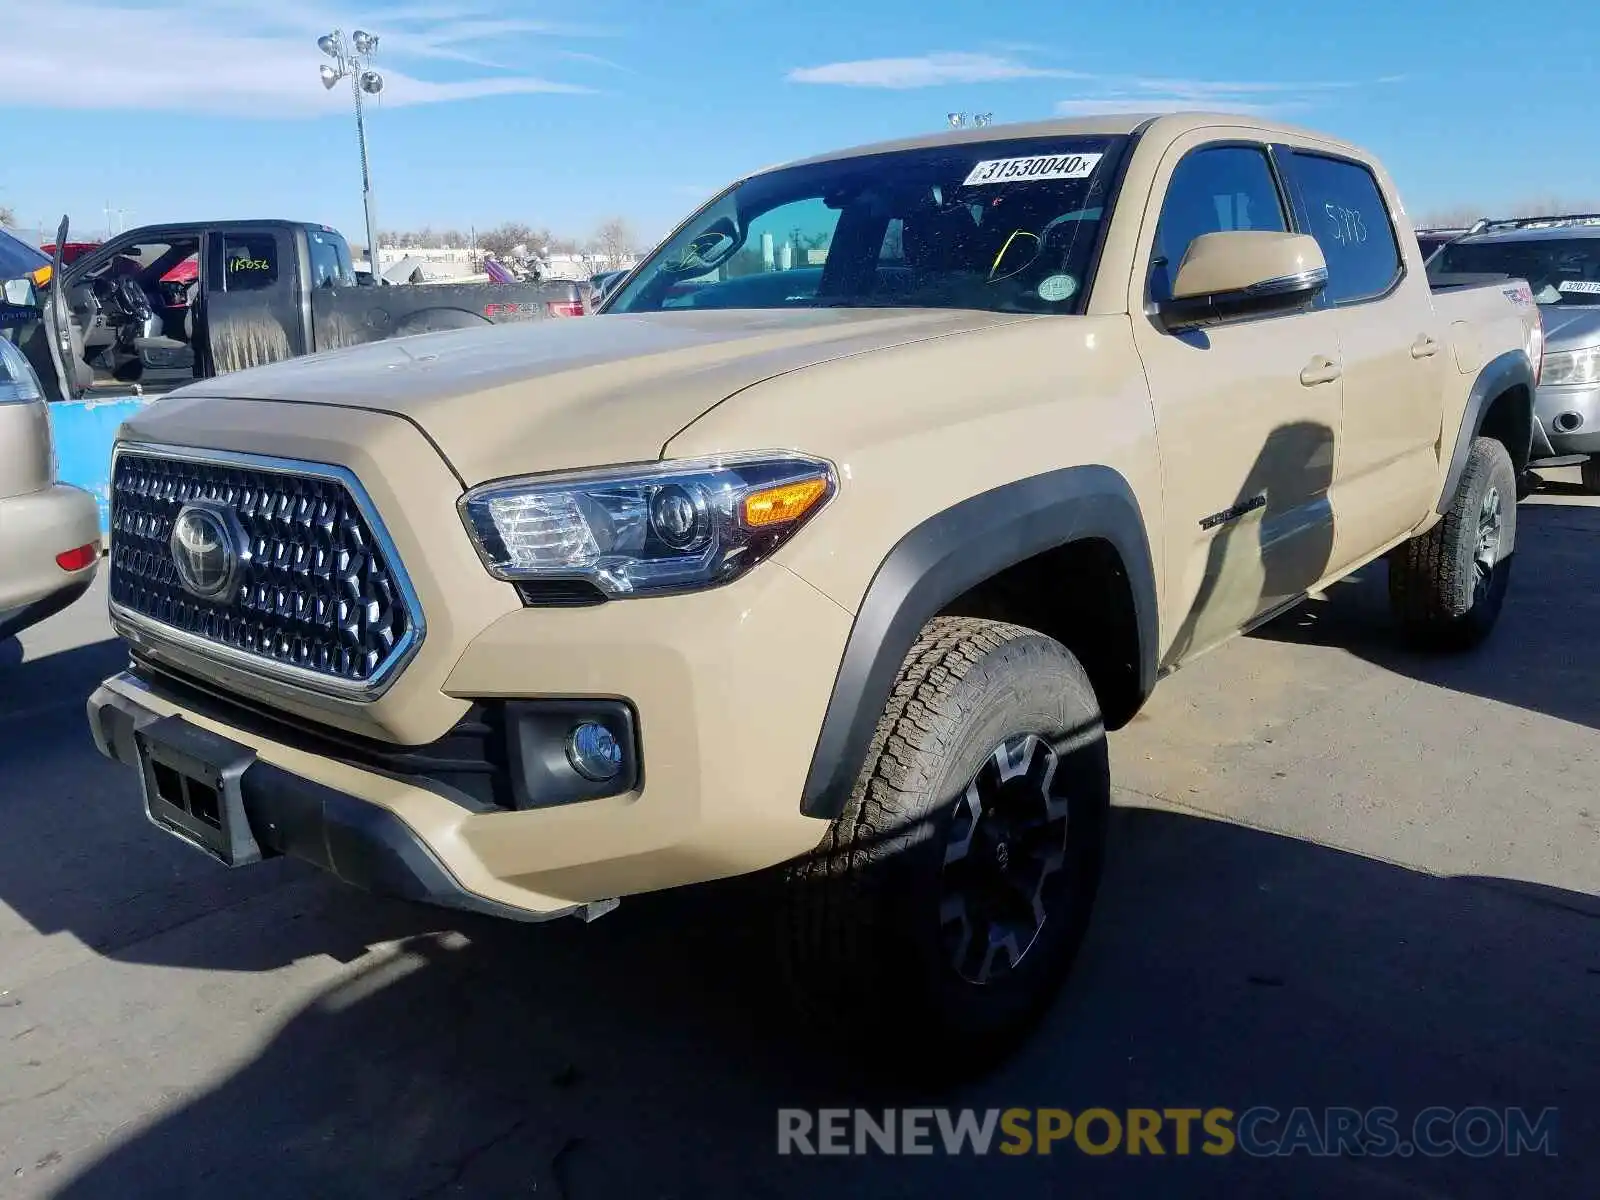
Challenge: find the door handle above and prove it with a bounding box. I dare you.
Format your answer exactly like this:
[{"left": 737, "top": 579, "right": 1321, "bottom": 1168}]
[
  {"left": 1300, "top": 356, "right": 1342, "bottom": 386},
  {"left": 1411, "top": 335, "right": 1440, "bottom": 359}
]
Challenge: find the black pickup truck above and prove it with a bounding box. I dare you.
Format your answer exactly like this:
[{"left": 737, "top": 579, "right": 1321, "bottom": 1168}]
[{"left": 24, "top": 218, "right": 576, "bottom": 402}]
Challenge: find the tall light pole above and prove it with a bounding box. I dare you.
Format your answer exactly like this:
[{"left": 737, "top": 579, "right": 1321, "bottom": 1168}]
[{"left": 318, "top": 28, "right": 384, "bottom": 269}]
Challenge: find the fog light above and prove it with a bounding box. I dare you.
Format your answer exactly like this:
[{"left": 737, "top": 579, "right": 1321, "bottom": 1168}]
[{"left": 566, "top": 722, "right": 622, "bottom": 781}]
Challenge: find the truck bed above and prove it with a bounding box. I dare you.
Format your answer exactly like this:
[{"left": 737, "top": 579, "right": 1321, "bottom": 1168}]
[{"left": 1429, "top": 270, "right": 1525, "bottom": 293}]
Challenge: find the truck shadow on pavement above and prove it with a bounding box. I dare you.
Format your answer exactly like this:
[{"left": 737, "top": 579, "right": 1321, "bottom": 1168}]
[
  {"left": 1252, "top": 501, "right": 1600, "bottom": 731},
  {"left": 0, "top": 638, "right": 455, "bottom": 975},
  {"left": 45, "top": 806, "right": 1598, "bottom": 1200}
]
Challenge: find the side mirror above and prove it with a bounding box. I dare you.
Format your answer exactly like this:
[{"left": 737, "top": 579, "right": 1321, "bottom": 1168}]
[{"left": 1158, "top": 231, "right": 1327, "bottom": 329}]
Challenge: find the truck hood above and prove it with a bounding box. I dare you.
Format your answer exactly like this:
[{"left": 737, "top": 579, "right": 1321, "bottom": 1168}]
[
  {"left": 1539, "top": 305, "right": 1600, "bottom": 351},
  {"left": 178, "top": 308, "right": 1022, "bottom": 484}
]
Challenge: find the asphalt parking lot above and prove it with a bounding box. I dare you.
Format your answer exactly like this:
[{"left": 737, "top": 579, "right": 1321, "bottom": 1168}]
[{"left": 1, "top": 472, "right": 1596, "bottom": 1200}]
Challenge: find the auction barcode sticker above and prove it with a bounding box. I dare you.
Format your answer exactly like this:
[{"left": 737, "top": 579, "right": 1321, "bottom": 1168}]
[
  {"left": 1557, "top": 279, "right": 1600, "bottom": 294},
  {"left": 963, "top": 153, "right": 1104, "bottom": 187}
]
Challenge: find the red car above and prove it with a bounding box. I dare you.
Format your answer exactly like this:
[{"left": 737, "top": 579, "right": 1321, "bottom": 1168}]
[{"left": 39, "top": 241, "right": 102, "bottom": 266}]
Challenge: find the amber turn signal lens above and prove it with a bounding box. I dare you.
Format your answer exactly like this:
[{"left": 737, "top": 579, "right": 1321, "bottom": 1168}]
[{"left": 742, "top": 477, "right": 829, "bottom": 528}]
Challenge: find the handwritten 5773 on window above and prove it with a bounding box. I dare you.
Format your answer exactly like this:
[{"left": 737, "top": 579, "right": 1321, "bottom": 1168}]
[{"left": 1324, "top": 202, "right": 1369, "bottom": 246}]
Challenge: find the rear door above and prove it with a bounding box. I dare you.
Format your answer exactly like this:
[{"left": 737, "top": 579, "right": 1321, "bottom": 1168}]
[
  {"left": 1129, "top": 137, "right": 1344, "bottom": 668},
  {"left": 305, "top": 227, "right": 371, "bottom": 353},
  {"left": 1278, "top": 149, "right": 1445, "bottom": 571},
  {"left": 205, "top": 227, "right": 307, "bottom": 375}
]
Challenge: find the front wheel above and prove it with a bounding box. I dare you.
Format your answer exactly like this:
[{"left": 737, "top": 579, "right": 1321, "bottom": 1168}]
[
  {"left": 779, "top": 617, "right": 1110, "bottom": 1079},
  {"left": 1388, "top": 436, "right": 1517, "bottom": 650}
]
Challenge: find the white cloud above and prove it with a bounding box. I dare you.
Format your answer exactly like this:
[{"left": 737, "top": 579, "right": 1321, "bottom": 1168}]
[
  {"left": 1055, "top": 74, "right": 1395, "bottom": 118},
  {"left": 1, "top": 1, "right": 600, "bottom": 117},
  {"left": 1054, "top": 94, "right": 1277, "bottom": 117},
  {"left": 788, "top": 48, "right": 1393, "bottom": 118},
  {"left": 787, "top": 53, "right": 1084, "bottom": 89}
]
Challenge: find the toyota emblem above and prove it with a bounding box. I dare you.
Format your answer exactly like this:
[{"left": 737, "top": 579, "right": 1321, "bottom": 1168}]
[{"left": 169, "top": 502, "right": 244, "bottom": 603}]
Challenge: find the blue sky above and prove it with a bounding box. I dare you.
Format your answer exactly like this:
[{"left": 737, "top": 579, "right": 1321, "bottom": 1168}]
[{"left": 5, "top": 0, "right": 1597, "bottom": 250}]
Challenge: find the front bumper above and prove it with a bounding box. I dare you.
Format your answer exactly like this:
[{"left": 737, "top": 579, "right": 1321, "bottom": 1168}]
[
  {"left": 87, "top": 559, "right": 851, "bottom": 918},
  {"left": 1531, "top": 381, "right": 1600, "bottom": 458},
  {"left": 0, "top": 482, "right": 100, "bottom": 641},
  {"left": 87, "top": 673, "right": 610, "bottom": 922}
]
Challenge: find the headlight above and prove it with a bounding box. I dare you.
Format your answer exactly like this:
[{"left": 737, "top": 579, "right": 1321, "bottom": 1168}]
[
  {"left": 1540, "top": 345, "right": 1600, "bottom": 387},
  {"left": 459, "top": 452, "right": 837, "bottom": 599},
  {"left": 0, "top": 338, "right": 44, "bottom": 404}
]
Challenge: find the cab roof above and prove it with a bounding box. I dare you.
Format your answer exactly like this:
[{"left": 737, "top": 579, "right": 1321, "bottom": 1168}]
[
  {"left": 89, "top": 220, "right": 342, "bottom": 240},
  {"left": 750, "top": 111, "right": 1365, "bottom": 177}
]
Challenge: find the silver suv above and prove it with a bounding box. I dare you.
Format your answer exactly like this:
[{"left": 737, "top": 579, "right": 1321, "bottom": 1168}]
[
  {"left": 1429, "top": 216, "right": 1600, "bottom": 491},
  {"left": 1, "top": 229, "right": 101, "bottom": 643}
]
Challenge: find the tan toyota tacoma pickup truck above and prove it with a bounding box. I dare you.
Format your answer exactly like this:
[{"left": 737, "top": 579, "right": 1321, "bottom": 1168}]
[{"left": 87, "top": 113, "right": 1542, "bottom": 1072}]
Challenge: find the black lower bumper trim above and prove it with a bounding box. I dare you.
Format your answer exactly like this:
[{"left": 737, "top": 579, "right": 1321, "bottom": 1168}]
[{"left": 87, "top": 674, "right": 584, "bottom": 924}]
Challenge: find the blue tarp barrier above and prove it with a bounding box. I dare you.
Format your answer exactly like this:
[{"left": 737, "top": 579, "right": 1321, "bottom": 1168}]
[{"left": 48, "top": 395, "right": 156, "bottom": 536}]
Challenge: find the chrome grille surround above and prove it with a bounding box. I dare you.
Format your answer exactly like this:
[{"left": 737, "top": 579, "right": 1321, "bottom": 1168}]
[{"left": 107, "top": 442, "right": 426, "bottom": 701}]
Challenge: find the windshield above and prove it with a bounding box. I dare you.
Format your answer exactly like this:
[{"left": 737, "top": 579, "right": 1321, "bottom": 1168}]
[
  {"left": 606, "top": 135, "right": 1128, "bottom": 316},
  {"left": 1431, "top": 236, "right": 1600, "bottom": 305},
  {"left": 1, "top": 229, "right": 49, "bottom": 293},
  {"left": 1416, "top": 234, "right": 1455, "bottom": 258}
]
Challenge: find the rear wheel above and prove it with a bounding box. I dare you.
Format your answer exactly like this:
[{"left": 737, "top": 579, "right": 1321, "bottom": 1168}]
[
  {"left": 779, "top": 617, "right": 1110, "bottom": 1079},
  {"left": 1389, "top": 436, "right": 1517, "bottom": 649}
]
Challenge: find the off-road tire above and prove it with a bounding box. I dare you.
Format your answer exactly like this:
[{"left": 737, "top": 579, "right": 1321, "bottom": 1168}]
[
  {"left": 1389, "top": 436, "right": 1517, "bottom": 650},
  {"left": 779, "top": 617, "right": 1110, "bottom": 1079},
  {"left": 1581, "top": 456, "right": 1600, "bottom": 495}
]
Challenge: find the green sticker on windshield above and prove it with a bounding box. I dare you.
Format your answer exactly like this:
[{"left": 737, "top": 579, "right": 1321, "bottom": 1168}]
[{"left": 1037, "top": 274, "right": 1077, "bottom": 303}]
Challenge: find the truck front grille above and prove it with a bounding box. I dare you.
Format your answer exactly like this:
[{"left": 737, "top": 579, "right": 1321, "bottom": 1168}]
[{"left": 108, "top": 446, "right": 421, "bottom": 694}]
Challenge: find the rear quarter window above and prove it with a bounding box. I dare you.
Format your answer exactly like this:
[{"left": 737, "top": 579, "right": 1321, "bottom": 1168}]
[{"left": 1286, "top": 152, "right": 1402, "bottom": 304}]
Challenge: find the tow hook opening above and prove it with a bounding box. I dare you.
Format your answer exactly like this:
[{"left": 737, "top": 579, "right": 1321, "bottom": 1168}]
[{"left": 151, "top": 760, "right": 223, "bottom": 829}]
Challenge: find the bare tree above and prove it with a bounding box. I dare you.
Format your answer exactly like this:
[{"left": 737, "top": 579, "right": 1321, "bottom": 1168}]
[
  {"left": 0, "top": 205, "right": 17, "bottom": 229},
  {"left": 478, "top": 222, "right": 543, "bottom": 258},
  {"left": 590, "top": 217, "right": 636, "bottom": 269},
  {"left": 378, "top": 221, "right": 587, "bottom": 258},
  {"left": 1415, "top": 205, "right": 1486, "bottom": 230},
  {"left": 1511, "top": 196, "right": 1600, "bottom": 217},
  {"left": 1418, "top": 196, "right": 1600, "bottom": 229}
]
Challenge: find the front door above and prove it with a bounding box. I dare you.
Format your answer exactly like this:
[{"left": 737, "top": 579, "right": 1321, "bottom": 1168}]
[
  {"left": 204, "top": 227, "right": 306, "bottom": 375},
  {"left": 1129, "top": 137, "right": 1345, "bottom": 669}
]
